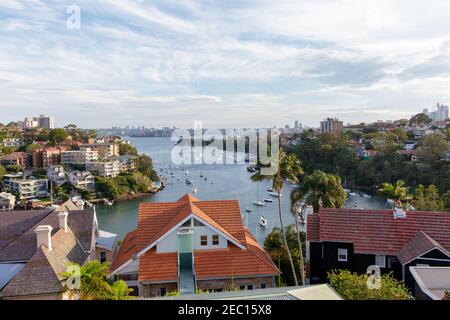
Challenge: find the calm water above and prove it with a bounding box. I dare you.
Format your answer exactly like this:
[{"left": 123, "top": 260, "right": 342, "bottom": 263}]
[{"left": 96, "top": 137, "right": 386, "bottom": 244}]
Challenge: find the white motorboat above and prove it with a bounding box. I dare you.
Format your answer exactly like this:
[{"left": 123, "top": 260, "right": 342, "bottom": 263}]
[
  {"left": 253, "top": 201, "right": 265, "bottom": 207},
  {"left": 259, "top": 217, "right": 268, "bottom": 228},
  {"left": 186, "top": 179, "right": 192, "bottom": 185},
  {"left": 362, "top": 193, "right": 372, "bottom": 199},
  {"left": 268, "top": 192, "right": 282, "bottom": 197},
  {"left": 192, "top": 187, "right": 198, "bottom": 194},
  {"left": 245, "top": 208, "right": 252, "bottom": 213},
  {"left": 343, "top": 188, "right": 351, "bottom": 193},
  {"left": 264, "top": 198, "right": 273, "bottom": 203},
  {"left": 349, "top": 192, "right": 360, "bottom": 197}
]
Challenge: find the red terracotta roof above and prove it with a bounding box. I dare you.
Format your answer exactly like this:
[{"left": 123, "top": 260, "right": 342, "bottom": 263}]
[
  {"left": 139, "top": 248, "right": 178, "bottom": 282},
  {"left": 112, "top": 194, "right": 280, "bottom": 280},
  {"left": 110, "top": 229, "right": 138, "bottom": 271},
  {"left": 307, "top": 208, "right": 450, "bottom": 257},
  {"left": 397, "top": 231, "right": 450, "bottom": 265}
]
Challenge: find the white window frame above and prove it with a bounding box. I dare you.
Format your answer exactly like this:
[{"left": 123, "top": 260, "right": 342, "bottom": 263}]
[
  {"left": 338, "top": 248, "right": 348, "bottom": 262},
  {"left": 375, "top": 255, "right": 386, "bottom": 268}
]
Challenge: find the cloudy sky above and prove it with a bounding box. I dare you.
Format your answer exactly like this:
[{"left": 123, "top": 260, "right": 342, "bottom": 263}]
[{"left": 1, "top": 0, "right": 450, "bottom": 128}]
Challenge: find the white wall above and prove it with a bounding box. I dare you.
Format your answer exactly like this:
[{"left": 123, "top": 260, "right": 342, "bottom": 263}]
[{"left": 156, "top": 218, "right": 228, "bottom": 253}]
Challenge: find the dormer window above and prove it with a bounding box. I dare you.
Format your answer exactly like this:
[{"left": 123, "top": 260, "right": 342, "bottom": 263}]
[{"left": 212, "top": 235, "right": 219, "bottom": 246}]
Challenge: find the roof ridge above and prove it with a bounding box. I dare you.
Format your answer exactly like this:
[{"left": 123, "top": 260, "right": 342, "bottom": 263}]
[{"left": 0, "top": 209, "right": 55, "bottom": 253}]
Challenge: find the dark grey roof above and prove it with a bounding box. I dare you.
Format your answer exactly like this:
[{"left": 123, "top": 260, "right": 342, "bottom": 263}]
[
  {"left": 0, "top": 209, "right": 95, "bottom": 262},
  {"left": 0, "top": 210, "right": 53, "bottom": 251},
  {"left": 1, "top": 229, "right": 87, "bottom": 298}
]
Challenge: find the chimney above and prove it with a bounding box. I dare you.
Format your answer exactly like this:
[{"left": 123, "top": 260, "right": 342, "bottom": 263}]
[
  {"left": 35, "top": 225, "right": 53, "bottom": 250},
  {"left": 393, "top": 206, "right": 407, "bottom": 219},
  {"left": 57, "top": 211, "right": 68, "bottom": 231}
]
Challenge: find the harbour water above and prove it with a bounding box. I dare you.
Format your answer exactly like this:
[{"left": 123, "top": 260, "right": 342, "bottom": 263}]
[{"left": 96, "top": 137, "right": 386, "bottom": 244}]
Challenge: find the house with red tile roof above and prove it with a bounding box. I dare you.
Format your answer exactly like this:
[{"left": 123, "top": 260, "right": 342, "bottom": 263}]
[
  {"left": 306, "top": 208, "right": 450, "bottom": 293},
  {"left": 111, "top": 194, "right": 280, "bottom": 297}
]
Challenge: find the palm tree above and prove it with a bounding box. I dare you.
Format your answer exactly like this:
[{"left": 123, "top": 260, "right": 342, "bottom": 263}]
[
  {"left": 62, "top": 260, "right": 132, "bottom": 300},
  {"left": 251, "top": 148, "right": 303, "bottom": 286},
  {"left": 379, "top": 180, "right": 409, "bottom": 207},
  {"left": 291, "top": 170, "right": 347, "bottom": 214},
  {"left": 290, "top": 200, "right": 306, "bottom": 286}
]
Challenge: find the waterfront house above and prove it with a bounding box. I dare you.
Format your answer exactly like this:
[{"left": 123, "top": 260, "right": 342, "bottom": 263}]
[
  {"left": 68, "top": 171, "right": 95, "bottom": 190},
  {"left": 4, "top": 176, "right": 48, "bottom": 200},
  {"left": 0, "top": 201, "right": 118, "bottom": 299},
  {"left": 46, "top": 165, "right": 67, "bottom": 186},
  {"left": 86, "top": 161, "right": 121, "bottom": 178},
  {"left": 307, "top": 208, "right": 450, "bottom": 293},
  {"left": 110, "top": 194, "right": 280, "bottom": 297}
]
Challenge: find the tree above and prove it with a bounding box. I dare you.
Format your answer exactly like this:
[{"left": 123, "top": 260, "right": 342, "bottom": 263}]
[
  {"left": 49, "top": 128, "right": 69, "bottom": 144},
  {"left": 264, "top": 225, "right": 305, "bottom": 286},
  {"left": 62, "top": 260, "right": 132, "bottom": 300},
  {"left": 418, "top": 132, "right": 450, "bottom": 164},
  {"left": 409, "top": 113, "right": 432, "bottom": 126},
  {"left": 119, "top": 143, "right": 138, "bottom": 156},
  {"left": 136, "top": 155, "right": 158, "bottom": 181},
  {"left": 379, "top": 180, "right": 409, "bottom": 207},
  {"left": 251, "top": 148, "right": 303, "bottom": 286},
  {"left": 444, "top": 291, "right": 450, "bottom": 300},
  {"left": 413, "top": 184, "right": 444, "bottom": 211},
  {"left": 443, "top": 191, "right": 450, "bottom": 212},
  {"left": 0, "top": 165, "right": 5, "bottom": 179},
  {"left": 390, "top": 128, "right": 408, "bottom": 142},
  {"left": 328, "top": 270, "right": 412, "bottom": 300},
  {"left": 291, "top": 170, "right": 346, "bottom": 214}
]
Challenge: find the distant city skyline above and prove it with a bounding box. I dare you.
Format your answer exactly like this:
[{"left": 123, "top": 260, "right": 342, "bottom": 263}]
[{"left": 2, "top": 1, "right": 450, "bottom": 128}]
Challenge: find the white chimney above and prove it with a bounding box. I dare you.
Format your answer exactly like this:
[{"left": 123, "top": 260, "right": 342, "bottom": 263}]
[
  {"left": 35, "top": 225, "right": 53, "bottom": 250},
  {"left": 57, "top": 211, "right": 68, "bottom": 232},
  {"left": 393, "top": 206, "right": 407, "bottom": 219}
]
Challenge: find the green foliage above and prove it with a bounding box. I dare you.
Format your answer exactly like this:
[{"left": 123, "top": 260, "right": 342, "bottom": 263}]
[
  {"left": 0, "top": 165, "right": 5, "bottom": 178},
  {"left": 62, "top": 260, "right": 132, "bottom": 300},
  {"left": 95, "top": 172, "right": 153, "bottom": 200},
  {"left": 328, "top": 270, "right": 412, "bottom": 300},
  {"left": 136, "top": 155, "right": 158, "bottom": 181},
  {"left": 292, "top": 170, "right": 346, "bottom": 213},
  {"left": 49, "top": 128, "right": 68, "bottom": 145},
  {"left": 36, "top": 129, "right": 50, "bottom": 142},
  {"left": 379, "top": 180, "right": 409, "bottom": 204},
  {"left": 264, "top": 225, "right": 306, "bottom": 286},
  {"left": 413, "top": 184, "right": 444, "bottom": 211},
  {"left": 24, "top": 143, "right": 40, "bottom": 153},
  {"left": 0, "top": 146, "right": 16, "bottom": 155},
  {"left": 444, "top": 291, "right": 450, "bottom": 300},
  {"left": 119, "top": 143, "right": 138, "bottom": 156},
  {"left": 5, "top": 164, "right": 23, "bottom": 173},
  {"left": 409, "top": 113, "right": 432, "bottom": 126},
  {"left": 418, "top": 132, "right": 450, "bottom": 164},
  {"left": 166, "top": 291, "right": 181, "bottom": 296},
  {"left": 32, "top": 168, "right": 47, "bottom": 179}
]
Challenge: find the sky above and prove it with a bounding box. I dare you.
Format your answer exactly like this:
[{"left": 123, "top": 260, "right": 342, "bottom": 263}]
[{"left": 1, "top": 0, "right": 450, "bottom": 129}]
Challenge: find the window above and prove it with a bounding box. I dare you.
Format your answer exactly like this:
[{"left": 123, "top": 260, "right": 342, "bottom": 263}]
[
  {"left": 239, "top": 285, "right": 246, "bottom": 290},
  {"left": 194, "top": 219, "right": 205, "bottom": 227},
  {"left": 247, "top": 285, "right": 254, "bottom": 290},
  {"left": 100, "top": 251, "right": 107, "bottom": 264},
  {"left": 375, "top": 255, "right": 386, "bottom": 268},
  {"left": 261, "top": 284, "right": 267, "bottom": 289},
  {"left": 200, "top": 235, "right": 208, "bottom": 246},
  {"left": 159, "top": 288, "right": 167, "bottom": 296},
  {"left": 338, "top": 248, "right": 348, "bottom": 262},
  {"left": 212, "top": 235, "right": 219, "bottom": 246}
]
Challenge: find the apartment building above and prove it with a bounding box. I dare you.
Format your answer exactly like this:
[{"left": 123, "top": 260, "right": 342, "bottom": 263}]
[
  {"left": 2, "top": 138, "right": 24, "bottom": 147},
  {"left": 80, "top": 143, "right": 119, "bottom": 159},
  {"left": 32, "top": 147, "right": 65, "bottom": 168},
  {"left": 46, "top": 166, "right": 67, "bottom": 186},
  {"left": 4, "top": 178, "right": 48, "bottom": 200},
  {"left": 68, "top": 171, "right": 95, "bottom": 190},
  {"left": 61, "top": 149, "right": 99, "bottom": 165},
  {"left": 86, "top": 161, "right": 121, "bottom": 178},
  {"left": 320, "top": 117, "right": 344, "bottom": 135}
]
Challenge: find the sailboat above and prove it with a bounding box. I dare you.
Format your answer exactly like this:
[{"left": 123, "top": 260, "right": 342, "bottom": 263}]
[
  {"left": 253, "top": 181, "right": 265, "bottom": 206},
  {"left": 259, "top": 206, "right": 268, "bottom": 228},
  {"left": 245, "top": 195, "right": 252, "bottom": 213},
  {"left": 268, "top": 191, "right": 282, "bottom": 197}
]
